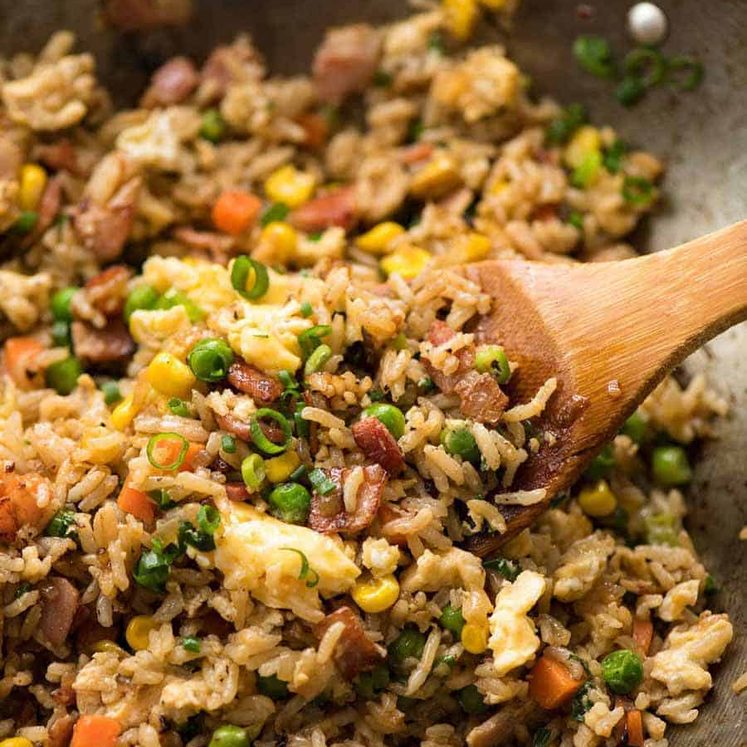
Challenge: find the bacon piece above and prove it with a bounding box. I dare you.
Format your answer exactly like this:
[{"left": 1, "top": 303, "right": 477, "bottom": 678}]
[
  {"left": 399, "top": 142, "right": 434, "bottom": 166},
  {"left": 36, "top": 139, "right": 80, "bottom": 175},
  {"left": 71, "top": 319, "right": 135, "bottom": 365},
  {"left": 104, "top": 0, "right": 193, "bottom": 31},
  {"left": 82, "top": 265, "right": 132, "bottom": 318},
  {"left": 227, "top": 360, "right": 283, "bottom": 405},
  {"left": 455, "top": 372, "right": 508, "bottom": 425},
  {"left": 225, "top": 482, "right": 251, "bottom": 502},
  {"left": 289, "top": 185, "right": 357, "bottom": 233},
  {"left": 40, "top": 577, "right": 80, "bottom": 647},
  {"left": 0, "top": 471, "right": 53, "bottom": 543},
  {"left": 296, "top": 112, "right": 329, "bottom": 150},
  {"left": 215, "top": 412, "right": 285, "bottom": 446},
  {"left": 141, "top": 57, "right": 198, "bottom": 108},
  {"left": 199, "top": 41, "right": 261, "bottom": 102},
  {"left": 31, "top": 175, "right": 63, "bottom": 238},
  {"left": 351, "top": 418, "right": 405, "bottom": 474},
  {"left": 173, "top": 226, "right": 234, "bottom": 262},
  {"left": 48, "top": 714, "right": 75, "bottom": 747},
  {"left": 309, "top": 465, "right": 387, "bottom": 535},
  {"left": 314, "top": 606, "right": 384, "bottom": 679},
  {"left": 312, "top": 24, "right": 382, "bottom": 104}
]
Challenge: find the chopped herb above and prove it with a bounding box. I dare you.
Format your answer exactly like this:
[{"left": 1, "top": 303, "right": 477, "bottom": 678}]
[
  {"left": 483, "top": 556, "right": 520, "bottom": 581},
  {"left": 308, "top": 468, "right": 337, "bottom": 496},
  {"left": 307, "top": 231, "right": 323, "bottom": 242},
  {"left": 667, "top": 56, "right": 704, "bottom": 91},
  {"left": 568, "top": 210, "right": 585, "bottom": 230},
  {"left": 221, "top": 434, "right": 237, "bottom": 453},
  {"left": 45, "top": 509, "right": 77, "bottom": 539},
  {"left": 570, "top": 681, "right": 593, "bottom": 721},
  {"left": 622, "top": 176, "right": 655, "bottom": 206},
  {"left": 546, "top": 103, "right": 587, "bottom": 146},
  {"left": 148, "top": 489, "right": 176, "bottom": 510},
  {"left": 260, "top": 202, "right": 290, "bottom": 227},
  {"left": 373, "top": 69, "right": 393, "bottom": 87},
  {"left": 532, "top": 727, "right": 552, "bottom": 747},
  {"left": 168, "top": 398, "right": 192, "bottom": 418},
  {"left": 178, "top": 521, "right": 216, "bottom": 552},
  {"left": 368, "top": 388, "right": 386, "bottom": 402},
  {"left": 14, "top": 582, "right": 32, "bottom": 599},
  {"left": 407, "top": 119, "right": 424, "bottom": 143},
  {"left": 573, "top": 35, "right": 617, "bottom": 79},
  {"left": 615, "top": 75, "right": 647, "bottom": 107},
  {"left": 281, "top": 547, "right": 320, "bottom": 587},
  {"left": 602, "top": 139, "right": 627, "bottom": 174},
  {"left": 182, "top": 636, "right": 201, "bottom": 653},
  {"left": 258, "top": 673, "right": 290, "bottom": 699},
  {"left": 134, "top": 539, "right": 180, "bottom": 593}
]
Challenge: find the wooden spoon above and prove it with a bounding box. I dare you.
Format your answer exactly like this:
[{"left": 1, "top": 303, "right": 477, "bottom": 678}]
[{"left": 465, "top": 220, "right": 747, "bottom": 557}]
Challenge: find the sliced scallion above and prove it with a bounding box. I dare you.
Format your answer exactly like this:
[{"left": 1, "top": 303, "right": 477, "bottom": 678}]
[
  {"left": 249, "top": 408, "right": 292, "bottom": 455},
  {"left": 281, "top": 547, "right": 320, "bottom": 588},
  {"left": 231, "top": 256, "right": 269, "bottom": 300},
  {"left": 146, "top": 432, "right": 190, "bottom": 471}
]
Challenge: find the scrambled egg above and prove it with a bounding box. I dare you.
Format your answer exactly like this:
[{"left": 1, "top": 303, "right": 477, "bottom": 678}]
[
  {"left": 129, "top": 305, "right": 191, "bottom": 348},
  {"left": 214, "top": 504, "right": 360, "bottom": 621},
  {"left": 488, "top": 570, "right": 546, "bottom": 676}
]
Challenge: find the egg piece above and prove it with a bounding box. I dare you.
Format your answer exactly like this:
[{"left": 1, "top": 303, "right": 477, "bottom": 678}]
[
  {"left": 214, "top": 503, "right": 360, "bottom": 622},
  {"left": 488, "top": 570, "right": 547, "bottom": 676},
  {"left": 627, "top": 2, "right": 668, "bottom": 46}
]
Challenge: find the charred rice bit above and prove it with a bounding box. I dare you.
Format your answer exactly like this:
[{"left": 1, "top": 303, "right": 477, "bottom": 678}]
[{"left": 0, "top": 3, "right": 732, "bottom": 745}]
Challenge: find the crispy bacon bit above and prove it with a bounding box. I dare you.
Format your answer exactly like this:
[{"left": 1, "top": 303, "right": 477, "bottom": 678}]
[
  {"left": 0, "top": 471, "right": 53, "bottom": 543},
  {"left": 104, "top": 0, "right": 193, "bottom": 31},
  {"left": 35, "top": 139, "right": 80, "bottom": 175},
  {"left": 141, "top": 56, "right": 199, "bottom": 108},
  {"left": 31, "top": 175, "right": 63, "bottom": 238},
  {"left": 82, "top": 265, "right": 132, "bottom": 318},
  {"left": 314, "top": 606, "right": 384, "bottom": 679},
  {"left": 296, "top": 112, "right": 329, "bottom": 150},
  {"left": 71, "top": 319, "right": 135, "bottom": 365},
  {"left": 40, "top": 577, "right": 80, "bottom": 647},
  {"left": 455, "top": 372, "right": 508, "bottom": 425},
  {"left": 533, "top": 204, "right": 559, "bottom": 222},
  {"left": 227, "top": 360, "right": 283, "bottom": 405},
  {"left": 351, "top": 418, "right": 405, "bottom": 474},
  {"left": 309, "top": 465, "right": 387, "bottom": 535},
  {"left": 312, "top": 24, "right": 382, "bottom": 104},
  {"left": 289, "top": 185, "right": 357, "bottom": 233},
  {"left": 173, "top": 226, "right": 234, "bottom": 262},
  {"left": 425, "top": 320, "right": 508, "bottom": 424},
  {"left": 215, "top": 413, "right": 251, "bottom": 442},
  {"left": 48, "top": 714, "right": 75, "bottom": 747},
  {"left": 225, "top": 482, "right": 251, "bottom": 502},
  {"left": 73, "top": 178, "right": 140, "bottom": 262}
]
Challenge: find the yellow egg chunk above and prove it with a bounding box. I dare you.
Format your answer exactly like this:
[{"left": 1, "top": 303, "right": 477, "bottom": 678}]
[{"left": 215, "top": 504, "right": 360, "bottom": 621}]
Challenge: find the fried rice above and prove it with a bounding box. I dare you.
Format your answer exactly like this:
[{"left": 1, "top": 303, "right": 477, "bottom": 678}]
[{"left": 0, "top": 4, "right": 734, "bottom": 746}]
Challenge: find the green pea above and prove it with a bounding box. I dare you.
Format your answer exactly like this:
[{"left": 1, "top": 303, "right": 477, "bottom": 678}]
[
  {"left": 364, "top": 402, "right": 406, "bottom": 440},
  {"left": 585, "top": 443, "right": 615, "bottom": 480},
  {"left": 257, "top": 674, "right": 289, "bottom": 700},
  {"left": 267, "top": 482, "right": 311, "bottom": 525},
  {"left": 182, "top": 636, "right": 201, "bottom": 653},
  {"left": 387, "top": 627, "right": 426, "bottom": 663},
  {"left": 155, "top": 288, "right": 205, "bottom": 323},
  {"left": 100, "top": 380, "right": 122, "bottom": 406},
  {"left": 50, "top": 287, "right": 79, "bottom": 322},
  {"left": 651, "top": 446, "right": 692, "bottom": 486},
  {"left": 440, "top": 427, "right": 480, "bottom": 465},
  {"left": 601, "top": 649, "right": 643, "bottom": 694},
  {"left": 208, "top": 724, "right": 250, "bottom": 747},
  {"left": 457, "top": 684, "right": 488, "bottom": 715},
  {"left": 621, "top": 411, "right": 647, "bottom": 444},
  {"left": 188, "top": 338, "right": 235, "bottom": 382},
  {"left": 45, "top": 508, "right": 77, "bottom": 538},
  {"left": 200, "top": 108, "right": 226, "bottom": 143},
  {"left": 474, "top": 345, "right": 511, "bottom": 384},
  {"left": 51, "top": 320, "right": 71, "bottom": 348},
  {"left": 45, "top": 357, "right": 82, "bottom": 395},
  {"left": 644, "top": 513, "right": 679, "bottom": 546},
  {"left": 124, "top": 284, "right": 160, "bottom": 322},
  {"left": 439, "top": 603, "right": 465, "bottom": 637}
]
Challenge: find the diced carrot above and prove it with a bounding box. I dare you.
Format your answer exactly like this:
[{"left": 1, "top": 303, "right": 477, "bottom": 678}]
[
  {"left": 70, "top": 714, "right": 121, "bottom": 747},
  {"left": 632, "top": 618, "right": 654, "bottom": 656},
  {"left": 626, "top": 709, "right": 645, "bottom": 747},
  {"left": 528, "top": 654, "right": 585, "bottom": 710},
  {"left": 297, "top": 112, "right": 329, "bottom": 149},
  {"left": 211, "top": 189, "right": 262, "bottom": 235},
  {"left": 117, "top": 482, "right": 155, "bottom": 524},
  {"left": 3, "top": 336, "right": 45, "bottom": 389},
  {"left": 150, "top": 438, "right": 204, "bottom": 473},
  {"left": 180, "top": 442, "right": 204, "bottom": 471}
]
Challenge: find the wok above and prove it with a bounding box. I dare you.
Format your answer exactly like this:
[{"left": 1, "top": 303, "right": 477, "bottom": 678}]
[{"left": 0, "top": 0, "right": 744, "bottom": 743}]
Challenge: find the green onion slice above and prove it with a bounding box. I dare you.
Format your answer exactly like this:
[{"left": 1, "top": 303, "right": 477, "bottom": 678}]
[
  {"left": 297, "top": 324, "right": 332, "bottom": 359},
  {"left": 308, "top": 468, "right": 337, "bottom": 496},
  {"left": 304, "top": 344, "right": 332, "bottom": 375},
  {"left": 624, "top": 48, "right": 667, "bottom": 87},
  {"left": 249, "top": 408, "right": 292, "bottom": 455},
  {"left": 197, "top": 504, "right": 221, "bottom": 535},
  {"left": 221, "top": 434, "right": 236, "bottom": 453},
  {"left": 622, "top": 176, "right": 655, "bottom": 206},
  {"left": 231, "top": 256, "right": 269, "bottom": 301},
  {"left": 260, "top": 202, "right": 289, "bottom": 227},
  {"left": 241, "top": 453, "right": 266, "bottom": 489},
  {"left": 146, "top": 432, "right": 190, "bottom": 471},
  {"left": 573, "top": 35, "right": 617, "bottom": 79},
  {"left": 667, "top": 56, "right": 704, "bottom": 91},
  {"left": 281, "top": 547, "right": 320, "bottom": 588},
  {"left": 168, "top": 398, "right": 192, "bottom": 418}
]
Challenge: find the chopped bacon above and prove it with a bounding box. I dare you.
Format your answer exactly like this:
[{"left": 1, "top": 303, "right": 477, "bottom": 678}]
[
  {"left": 104, "top": 0, "right": 193, "bottom": 31},
  {"left": 40, "top": 577, "right": 80, "bottom": 647},
  {"left": 215, "top": 413, "right": 252, "bottom": 442},
  {"left": 227, "top": 360, "right": 283, "bottom": 405},
  {"left": 82, "top": 265, "right": 132, "bottom": 318},
  {"left": 351, "top": 418, "right": 405, "bottom": 474},
  {"left": 533, "top": 204, "right": 559, "bottom": 222},
  {"left": 399, "top": 142, "right": 434, "bottom": 166},
  {"left": 289, "top": 185, "right": 357, "bottom": 233},
  {"left": 173, "top": 226, "right": 234, "bottom": 262},
  {"left": 71, "top": 319, "right": 135, "bottom": 365},
  {"left": 309, "top": 464, "right": 387, "bottom": 535},
  {"left": 314, "top": 606, "right": 384, "bottom": 679},
  {"left": 0, "top": 471, "right": 53, "bottom": 543},
  {"left": 225, "top": 482, "right": 251, "bottom": 502},
  {"left": 48, "top": 714, "right": 75, "bottom": 747},
  {"left": 73, "top": 178, "right": 140, "bottom": 263},
  {"left": 296, "top": 112, "right": 329, "bottom": 150},
  {"left": 141, "top": 56, "right": 199, "bottom": 108},
  {"left": 425, "top": 320, "right": 508, "bottom": 424},
  {"left": 312, "top": 24, "right": 382, "bottom": 104},
  {"left": 200, "top": 42, "right": 259, "bottom": 102},
  {"left": 35, "top": 139, "right": 80, "bottom": 175},
  {"left": 31, "top": 175, "right": 63, "bottom": 238}
]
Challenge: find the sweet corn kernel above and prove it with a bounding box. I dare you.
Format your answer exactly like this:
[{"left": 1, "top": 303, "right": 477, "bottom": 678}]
[
  {"left": 355, "top": 222, "right": 406, "bottom": 255},
  {"left": 564, "top": 126, "right": 601, "bottom": 169},
  {"left": 380, "top": 245, "right": 432, "bottom": 279},
  {"left": 352, "top": 574, "right": 400, "bottom": 613},
  {"left": 264, "top": 165, "right": 316, "bottom": 208},
  {"left": 91, "top": 639, "right": 126, "bottom": 655},
  {"left": 264, "top": 450, "right": 301, "bottom": 484},
  {"left": 578, "top": 479, "right": 617, "bottom": 518},
  {"left": 462, "top": 232, "right": 492, "bottom": 262},
  {"left": 260, "top": 221, "right": 298, "bottom": 264},
  {"left": 443, "top": 0, "right": 480, "bottom": 41},
  {"left": 125, "top": 615, "right": 158, "bottom": 651},
  {"left": 111, "top": 393, "right": 139, "bottom": 431},
  {"left": 410, "top": 153, "right": 463, "bottom": 200},
  {"left": 18, "top": 163, "right": 47, "bottom": 211},
  {"left": 0, "top": 739, "right": 34, "bottom": 747},
  {"left": 461, "top": 622, "right": 489, "bottom": 654},
  {"left": 145, "top": 352, "right": 197, "bottom": 399},
  {"left": 489, "top": 178, "right": 509, "bottom": 196}
]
